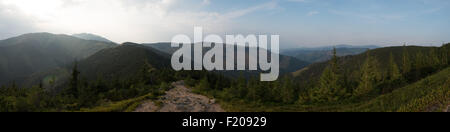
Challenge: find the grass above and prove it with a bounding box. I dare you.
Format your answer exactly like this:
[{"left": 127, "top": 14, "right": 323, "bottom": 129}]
[
  {"left": 78, "top": 93, "right": 160, "bottom": 112},
  {"left": 218, "top": 68, "right": 450, "bottom": 112}
]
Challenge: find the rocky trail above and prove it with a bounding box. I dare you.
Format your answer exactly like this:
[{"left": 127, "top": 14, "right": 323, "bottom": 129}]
[{"left": 134, "top": 81, "right": 225, "bottom": 112}]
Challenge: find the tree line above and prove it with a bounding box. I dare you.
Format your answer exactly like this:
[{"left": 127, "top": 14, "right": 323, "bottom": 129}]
[
  {"left": 1, "top": 44, "right": 449, "bottom": 111},
  {"left": 189, "top": 44, "right": 450, "bottom": 105}
]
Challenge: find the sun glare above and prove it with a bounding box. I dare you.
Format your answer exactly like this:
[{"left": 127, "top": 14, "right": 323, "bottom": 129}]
[{"left": 1, "top": 0, "right": 63, "bottom": 19}]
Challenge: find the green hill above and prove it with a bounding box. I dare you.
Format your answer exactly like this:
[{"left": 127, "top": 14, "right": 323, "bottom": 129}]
[
  {"left": 221, "top": 67, "right": 449, "bottom": 112},
  {"left": 293, "top": 46, "right": 441, "bottom": 85},
  {"left": 196, "top": 44, "right": 449, "bottom": 112},
  {"left": 78, "top": 42, "right": 171, "bottom": 80},
  {"left": 144, "top": 42, "right": 310, "bottom": 77},
  {"left": 0, "top": 33, "right": 116, "bottom": 86},
  {"left": 282, "top": 47, "right": 370, "bottom": 63},
  {"left": 72, "top": 33, "right": 115, "bottom": 44}
]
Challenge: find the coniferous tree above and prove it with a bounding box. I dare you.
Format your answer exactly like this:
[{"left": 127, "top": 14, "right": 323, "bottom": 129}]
[
  {"left": 195, "top": 77, "right": 210, "bottom": 91},
  {"left": 280, "top": 76, "right": 295, "bottom": 103},
  {"left": 140, "top": 60, "right": 155, "bottom": 85},
  {"left": 12, "top": 81, "right": 17, "bottom": 89},
  {"left": 381, "top": 52, "right": 404, "bottom": 94},
  {"left": 247, "top": 77, "right": 259, "bottom": 102},
  {"left": 446, "top": 43, "right": 450, "bottom": 65},
  {"left": 236, "top": 73, "right": 247, "bottom": 98},
  {"left": 354, "top": 50, "right": 380, "bottom": 98},
  {"left": 440, "top": 44, "right": 449, "bottom": 67},
  {"left": 67, "top": 61, "right": 80, "bottom": 97},
  {"left": 402, "top": 45, "right": 412, "bottom": 74},
  {"left": 388, "top": 52, "right": 402, "bottom": 81},
  {"left": 270, "top": 78, "right": 282, "bottom": 102},
  {"left": 428, "top": 48, "right": 440, "bottom": 69},
  {"left": 311, "top": 48, "right": 346, "bottom": 103},
  {"left": 414, "top": 51, "right": 427, "bottom": 79}
]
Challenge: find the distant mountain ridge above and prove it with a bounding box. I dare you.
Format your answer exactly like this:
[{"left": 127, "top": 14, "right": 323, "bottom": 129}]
[
  {"left": 0, "top": 33, "right": 116, "bottom": 85},
  {"left": 281, "top": 45, "right": 380, "bottom": 63},
  {"left": 292, "top": 45, "right": 446, "bottom": 86},
  {"left": 284, "top": 44, "right": 380, "bottom": 51},
  {"left": 72, "top": 33, "right": 115, "bottom": 43},
  {"left": 144, "top": 42, "right": 310, "bottom": 77}
]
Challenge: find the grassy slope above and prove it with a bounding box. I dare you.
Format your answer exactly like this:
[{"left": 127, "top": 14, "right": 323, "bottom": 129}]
[
  {"left": 292, "top": 46, "right": 436, "bottom": 84},
  {"left": 220, "top": 67, "right": 450, "bottom": 112},
  {"left": 78, "top": 92, "right": 160, "bottom": 112}
]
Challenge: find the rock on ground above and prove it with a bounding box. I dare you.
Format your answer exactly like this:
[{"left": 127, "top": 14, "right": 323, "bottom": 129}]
[{"left": 134, "top": 81, "right": 225, "bottom": 112}]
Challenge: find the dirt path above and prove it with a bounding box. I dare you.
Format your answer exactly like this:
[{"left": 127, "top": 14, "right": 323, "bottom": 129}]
[
  {"left": 445, "top": 105, "right": 449, "bottom": 112},
  {"left": 134, "top": 81, "right": 225, "bottom": 112}
]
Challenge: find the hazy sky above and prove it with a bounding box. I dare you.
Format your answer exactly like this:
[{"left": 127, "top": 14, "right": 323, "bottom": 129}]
[{"left": 0, "top": 0, "right": 449, "bottom": 48}]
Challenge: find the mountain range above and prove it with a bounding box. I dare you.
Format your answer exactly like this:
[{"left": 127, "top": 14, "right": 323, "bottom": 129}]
[
  {"left": 281, "top": 45, "right": 379, "bottom": 63},
  {"left": 0, "top": 33, "right": 116, "bottom": 85},
  {"left": 0, "top": 32, "right": 448, "bottom": 112},
  {"left": 0, "top": 33, "right": 309, "bottom": 86}
]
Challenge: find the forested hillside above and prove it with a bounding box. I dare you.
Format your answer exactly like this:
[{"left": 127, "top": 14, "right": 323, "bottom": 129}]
[
  {"left": 183, "top": 44, "right": 449, "bottom": 112},
  {"left": 0, "top": 37, "right": 448, "bottom": 111},
  {"left": 0, "top": 33, "right": 116, "bottom": 86}
]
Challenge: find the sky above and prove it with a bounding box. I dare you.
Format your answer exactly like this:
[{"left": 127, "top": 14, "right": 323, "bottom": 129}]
[{"left": 0, "top": 0, "right": 449, "bottom": 48}]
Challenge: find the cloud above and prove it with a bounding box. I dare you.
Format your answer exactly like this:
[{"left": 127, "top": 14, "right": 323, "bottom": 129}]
[
  {"left": 0, "top": 2, "right": 38, "bottom": 39},
  {"left": 329, "top": 9, "right": 406, "bottom": 24},
  {"left": 287, "top": 0, "right": 308, "bottom": 2},
  {"left": 307, "top": 11, "right": 319, "bottom": 16},
  {"left": 220, "top": 1, "right": 277, "bottom": 19},
  {"left": 286, "top": 0, "right": 314, "bottom": 3},
  {"left": 0, "top": 0, "right": 278, "bottom": 43},
  {"left": 201, "top": 0, "right": 210, "bottom": 5}
]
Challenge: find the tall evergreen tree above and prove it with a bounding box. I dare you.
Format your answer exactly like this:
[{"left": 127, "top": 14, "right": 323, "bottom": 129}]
[
  {"left": 415, "top": 51, "right": 426, "bottom": 69},
  {"left": 402, "top": 45, "right": 411, "bottom": 74},
  {"left": 428, "top": 48, "right": 440, "bottom": 68},
  {"left": 247, "top": 77, "right": 259, "bottom": 102},
  {"left": 388, "top": 52, "right": 402, "bottom": 81},
  {"left": 195, "top": 77, "right": 210, "bottom": 91},
  {"left": 280, "top": 76, "right": 295, "bottom": 103},
  {"left": 438, "top": 44, "right": 449, "bottom": 68},
  {"left": 354, "top": 50, "right": 380, "bottom": 97},
  {"left": 236, "top": 73, "right": 247, "bottom": 98},
  {"left": 311, "top": 48, "right": 346, "bottom": 103},
  {"left": 140, "top": 60, "right": 155, "bottom": 85},
  {"left": 414, "top": 51, "right": 427, "bottom": 79},
  {"left": 67, "top": 61, "right": 80, "bottom": 97}
]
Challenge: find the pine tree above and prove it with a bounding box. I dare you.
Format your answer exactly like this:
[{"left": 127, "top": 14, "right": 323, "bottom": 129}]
[
  {"left": 247, "top": 77, "right": 259, "bottom": 102},
  {"left": 354, "top": 50, "right": 380, "bottom": 98},
  {"left": 381, "top": 52, "right": 404, "bottom": 94},
  {"left": 402, "top": 45, "right": 411, "bottom": 74},
  {"left": 414, "top": 51, "right": 427, "bottom": 79},
  {"left": 428, "top": 48, "right": 440, "bottom": 69},
  {"left": 280, "top": 77, "right": 295, "bottom": 103},
  {"left": 311, "top": 67, "right": 335, "bottom": 103},
  {"left": 236, "top": 73, "right": 247, "bottom": 98},
  {"left": 195, "top": 77, "right": 209, "bottom": 91},
  {"left": 415, "top": 51, "right": 427, "bottom": 69},
  {"left": 140, "top": 60, "right": 155, "bottom": 85},
  {"left": 311, "top": 48, "right": 346, "bottom": 103},
  {"left": 39, "top": 81, "right": 43, "bottom": 89},
  {"left": 331, "top": 47, "right": 339, "bottom": 72},
  {"left": 270, "top": 79, "right": 282, "bottom": 102},
  {"left": 67, "top": 61, "right": 80, "bottom": 97},
  {"left": 388, "top": 52, "right": 402, "bottom": 81},
  {"left": 438, "top": 44, "right": 449, "bottom": 68},
  {"left": 12, "top": 81, "right": 17, "bottom": 89},
  {"left": 446, "top": 43, "right": 450, "bottom": 65}
]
